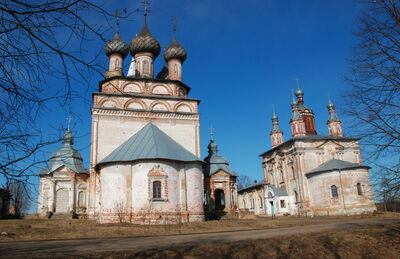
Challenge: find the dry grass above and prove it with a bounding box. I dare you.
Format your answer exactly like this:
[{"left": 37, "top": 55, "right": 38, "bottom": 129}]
[
  {"left": 21, "top": 222, "right": 400, "bottom": 259},
  {"left": 0, "top": 212, "right": 398, "bottom": 242}
]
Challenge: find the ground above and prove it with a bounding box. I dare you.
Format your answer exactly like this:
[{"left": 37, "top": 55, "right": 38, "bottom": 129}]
[{"left": 0, "top": 213, "right": 399, "bottom": 258}]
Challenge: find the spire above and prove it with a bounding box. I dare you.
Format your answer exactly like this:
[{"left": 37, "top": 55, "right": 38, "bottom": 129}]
[
  {"left": 207, "top": 126, "right": 218, "bottom": 154},
  {"left": 327, "top": 99, "right": 343, "bottom": 137},
  {"left": 270, "top": 107, "right": 284, "bottom": 148}
]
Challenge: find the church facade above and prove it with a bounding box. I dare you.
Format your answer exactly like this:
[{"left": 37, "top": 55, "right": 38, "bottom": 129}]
[
  {"left": 37, "top": 13, "right": 238, "bottom": 223},
  {"left": 37, "top": 9, "right": 375, "bottom": 223},
  {"left": 238, "top": 90, "right": 376, "bottom": 216}
]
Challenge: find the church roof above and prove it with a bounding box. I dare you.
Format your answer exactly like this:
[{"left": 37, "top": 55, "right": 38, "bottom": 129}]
[
  {"left": 39, "top": 129, "right": 88, "bottom": 175},
  {"left": 203, "top": 139, "right": 237, "bottom": 177},
  {"left": 238, "top": 180, "right": 287, "bottom": 196},
  {"left": 97, "top": 123, "right": 202, "bottom": 166},
  {"left": 307, "top": 159, "right": 370, "bottom": 176}
]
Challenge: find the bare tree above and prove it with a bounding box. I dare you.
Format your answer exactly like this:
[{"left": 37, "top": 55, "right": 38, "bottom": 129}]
[
  {"left": 6, "top": 181, "right": 30, "bottom": 218},
  {"left": 0, "top": 1, "right": 117, "bottom": 185},
  {"left": 237, "top": 175, "right": 254, "bottom": 190},
  {"left": 344, "top": 0, "right": 400, "bottom": 201}
]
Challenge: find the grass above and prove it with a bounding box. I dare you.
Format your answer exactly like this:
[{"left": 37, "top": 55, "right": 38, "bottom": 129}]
[
  {"left": 14, "top": 222, "right": 400, "bottom": 259},
  {"left": 0, "top": 212, "right": 398, "bottom": 242}
]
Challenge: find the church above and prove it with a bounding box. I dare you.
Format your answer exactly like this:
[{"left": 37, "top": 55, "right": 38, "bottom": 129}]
[
  {"left": 37, "top": 9, "right": 237, "bottom": 224},
  {"left": 37, "top": 5, "right": 375, "bottom": 223},
  {"left": 237, "top": 90, "right": 376, "bottom": 216}
]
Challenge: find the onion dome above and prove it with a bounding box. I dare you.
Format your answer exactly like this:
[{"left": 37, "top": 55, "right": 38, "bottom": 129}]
[
  {"left": 295, "top": 88, "right": 304, "bottom": 97},
  {"left": 39, "top": 129, "right": 87, "bottom": 175},
  {"left": 130, "top": 24, "right": 161, "bottom": 58},
  {"left": 327, "top": 100, "right": 335, "bottom": 109},
  {"left": 104, "top": 33, "right": 129, "bottom": 58},
  {"left": 203, "top": 139, "right": 236, "bottom": 177},
  {"left": 164, "top": 38, "right": 187, "bottom": 63}
]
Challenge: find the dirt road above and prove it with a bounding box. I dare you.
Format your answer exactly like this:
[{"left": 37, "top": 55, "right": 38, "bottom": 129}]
[{"left": 0, "top": 217, "right": 398, "bottom": 257}]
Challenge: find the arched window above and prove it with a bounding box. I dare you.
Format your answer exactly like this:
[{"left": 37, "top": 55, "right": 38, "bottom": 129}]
[
  {"left": 143, "top": 60, "right": 150, "bottom": 74},
  {"left": 357, "top": 183, "right": 363, "bottom": 196},
  {"left": 78, "top": 191, "right": 86, "bottom": 207},
  {"left": 153, "top": 181, "right": 162, "bottom": 199},
  {"left": 331, "top": 185, "right": 338, "bottom": 199}
]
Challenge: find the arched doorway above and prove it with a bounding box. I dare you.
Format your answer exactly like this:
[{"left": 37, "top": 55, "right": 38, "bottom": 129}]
[
  {"left": 55, "top": 189, "right": 69, "bottom": 213},
  {"left": 215, "top": 189, "right": 225, "bottom": 210}
]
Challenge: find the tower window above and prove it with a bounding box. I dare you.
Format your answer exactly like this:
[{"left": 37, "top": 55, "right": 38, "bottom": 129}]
[
  {"left": 153, "top": 181, "right": 162, "bottom": 199},
  {"left": 331, "top": 185, "right": 338, "bottom": 199},
  {"left": 143, "top": 60, "right": 150, "bottom": 74},
  {"left": 357, "top": 183, "right": 363, "bottom": 196}
]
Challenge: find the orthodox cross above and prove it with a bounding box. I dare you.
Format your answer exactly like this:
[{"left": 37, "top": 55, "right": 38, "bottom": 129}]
[
  {"left": 138, "top": 0, "right": 151, "bottom": 23},
  {"left": 115, "top": 9, "right": 127, "bottom": 34},
  {"left": 171, "top": 17, "right": 177, "bottom": 38},
  {"left": 115, "top": 10, "right": 120, "bottom": 33},
  {"left": 210, "top": 126, "right": 214, "bottom": 141},
  {"left": 66, "top": 116, "right": 73, "bottom": 131},
  {"left": 295, "top": 78, "right": 301, "bottom": 89}
]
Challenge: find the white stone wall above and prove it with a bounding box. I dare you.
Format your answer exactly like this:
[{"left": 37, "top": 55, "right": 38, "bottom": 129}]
[
  {"left": 98, "top": 160, "right": 204, "bottom": 224},
  {"left": 37, "top": 167, "right": 88, "bottom": 216},
  {"left": 307, "top": 168, "right": 376, "bottom": 215}
]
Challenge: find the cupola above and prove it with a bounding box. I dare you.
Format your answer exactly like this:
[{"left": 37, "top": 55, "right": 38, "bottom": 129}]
[
  {"left": 104, "top": 32, "right": 129, "bottom": 77},
  {"left": 130, "top": 22, "right": 160, "bottom": 78},
  {"left": 164, "top": 19, "right": 187, "bottom": 81}
]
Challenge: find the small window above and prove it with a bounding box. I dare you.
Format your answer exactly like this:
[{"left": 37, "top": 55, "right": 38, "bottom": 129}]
[
  {"left": 331, "top": 185, "right": 338, "bottom": 199},
  {"left": 357, "top": 183, "right": 363, "bottom": 196},
  {"left": 153, "top": 181, "right": 162, "bottom": 199},
  {"left": 143, "top": 60, "right": 150, "bottom": 74},
  {"left": 250, "top": 198, "right": 255, "bottom": 209},
  {"left": 280, "top": 200, "right": 285, "bottom": 208},
  {"left": 259, "top": 197, "right": 263, "bottom": 208}
]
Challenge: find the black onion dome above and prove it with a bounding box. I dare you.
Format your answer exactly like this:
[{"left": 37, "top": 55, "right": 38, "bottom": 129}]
[
  {"left": 104, "top": 33, "right": 129, "bottom": 58},
  {"left": 130, "top": 24, "right": 161, "bottom": 58},
  {"left": 164, "top": 38, "right": 187, "bottom": 62}
]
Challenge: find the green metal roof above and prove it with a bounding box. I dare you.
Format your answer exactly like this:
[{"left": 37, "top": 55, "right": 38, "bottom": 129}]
[
  {"left": 39, "top": 129, "right": 88, "bottom": 175},
  {"left": 97, "top": 123, "right": 202, "bottom": 166},
  {"left": 306, "top": 159, "right": 370, "bottom": 177},
  {"left": 203, "top": 139, "right": 237, "bottom": 177}
]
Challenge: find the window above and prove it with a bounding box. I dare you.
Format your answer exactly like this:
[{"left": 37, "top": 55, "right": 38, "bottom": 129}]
[
  {"left": 294, "top": 191, "right": 298, "bottom": 203},
  {"left": 280, "top": 169, "right": 284, "bottom": 183},
  {"left": 280, "top": 200, "right": 286, "bottom": 208},
  {"left": 259, "top": 197, "right": 263, "bottom": 208},
  {"left": 78, "top": 191, "right": 86, "bottom": 207},
  {"left": 357, "top": 183, "right": 363, "bottom": 196},
  {"left": 250, "top": 198, "right": 255, "bottom": 209},
  {"left": 153, "top": 181, "right": 162, "bottom": 199},
  {"left": 331, "top": 185, "right": 338, "bottom": 199},
  {"left": 243, "top": 199, "right": 246, "bottom": 208},
  {"left": 143, "top": 60, "right": 150, "bottom": 74}
]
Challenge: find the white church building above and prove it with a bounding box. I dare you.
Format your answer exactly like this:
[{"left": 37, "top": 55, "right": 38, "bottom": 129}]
[{"left": 37, "top": 6, "right": 376, "bottom": 223}]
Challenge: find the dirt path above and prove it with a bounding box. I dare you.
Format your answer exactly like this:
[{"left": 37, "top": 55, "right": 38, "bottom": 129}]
[{"left": 0, "top": 217, "right": 398, "bottom": 257}]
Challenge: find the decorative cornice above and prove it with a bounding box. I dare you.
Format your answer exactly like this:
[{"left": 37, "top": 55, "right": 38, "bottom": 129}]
[
  {"left": 93, "top": 91, "right": 200, "bottom": 103},
  {"left": 92, "top": 107, "right": 200, "bottom": 120}
]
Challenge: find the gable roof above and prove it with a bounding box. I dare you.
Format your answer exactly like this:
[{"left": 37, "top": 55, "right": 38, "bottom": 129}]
[
  {"left": 97, "top": 123, "right": 202, "bottom": 166},
  {"left": 307, "top": 159, "right": 370, "bottom": 176},
  {"left": 237, "top": 180, "right": 287, "bottom": 196}
]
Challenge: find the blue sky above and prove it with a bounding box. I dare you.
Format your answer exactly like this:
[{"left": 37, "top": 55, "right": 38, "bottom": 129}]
[{"left": 36, "top": 0, "right": 364, "bottom": 187}]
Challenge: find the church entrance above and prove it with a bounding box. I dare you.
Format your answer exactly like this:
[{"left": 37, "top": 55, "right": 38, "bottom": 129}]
[
  {"left": 215, "top": 189, "right": 225, "bottom": 210},
  {"left": 270, "top": 201, "right": 275, "bottom": 215},
  {"left": 55, "top": 189, "right": 69, "bottom": 213}
]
